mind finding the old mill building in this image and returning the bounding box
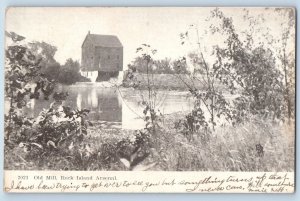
[80,31,123,82]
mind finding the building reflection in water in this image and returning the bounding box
[72,87,122,123]
[76,93,82,110]
[24,85,122,124]
[23,84,195,130]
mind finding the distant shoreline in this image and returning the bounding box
[71,72,227,92]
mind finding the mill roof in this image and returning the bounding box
[82,33,123,48]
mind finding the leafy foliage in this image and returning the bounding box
[5,8,295,172]
[5,32,92,170]
[18,96,91,157]
[58,58,90,84]
[133,44,162,134]
[178,30,232,130]
[129,56,188,74]
[5,32,56,140]
[210,9,287,122]
[176,8,293,133]
[175,105,209,142]
[28,41,90,84]
[116,130,152,170]
[119,44,165,168]
[27,40,61,81]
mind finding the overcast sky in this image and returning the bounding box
[6,7,294,69]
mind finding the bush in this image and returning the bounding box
[4,32,92,170]
[58,58,90,84]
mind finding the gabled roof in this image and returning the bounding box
[82,33,123,48]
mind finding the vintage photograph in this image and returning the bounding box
[4,7,295,174]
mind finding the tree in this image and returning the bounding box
[27,42,90,84]
[135,45,160,133]
[5,32,56,141]
[131,56,149,73]
[178,22,232,131]
[130,56,188,74]
[27,41,57,63]
[5,32,92,168]
[154,58,172,74]
[210,8,288,122]
[172,58,189,74]
[176,8,292,135]
[63,58,80,72]
[274,8,295,121]
[58,58,89,84]
[27,41,61,81]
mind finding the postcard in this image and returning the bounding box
[4,7,295,193]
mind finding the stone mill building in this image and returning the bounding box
[81,31,123,82]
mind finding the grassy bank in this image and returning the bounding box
[5,112,294,171]
[122,73,226,91]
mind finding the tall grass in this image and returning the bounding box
[5,114,294,171]
[159,113,294,171]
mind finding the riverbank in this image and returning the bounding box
[4,111,294,172]
[122,73,224,91]
[72,73,227,92]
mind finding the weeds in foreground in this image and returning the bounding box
[5,113,294,171]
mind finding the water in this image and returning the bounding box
[23,83,195,129]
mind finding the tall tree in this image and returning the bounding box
[209,8,287,122]
[5,32,55,141]
[274,8,295,121]
[27,41,61,81]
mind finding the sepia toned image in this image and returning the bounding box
[3,7,295,193]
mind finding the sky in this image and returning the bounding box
[5,7,295,69]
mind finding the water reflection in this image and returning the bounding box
[24,84,122,124]
[63,85,122,123]
[24,83,195,130]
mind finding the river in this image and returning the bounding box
[23,83,195,129]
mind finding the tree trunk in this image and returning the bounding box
[283,51,292,123]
